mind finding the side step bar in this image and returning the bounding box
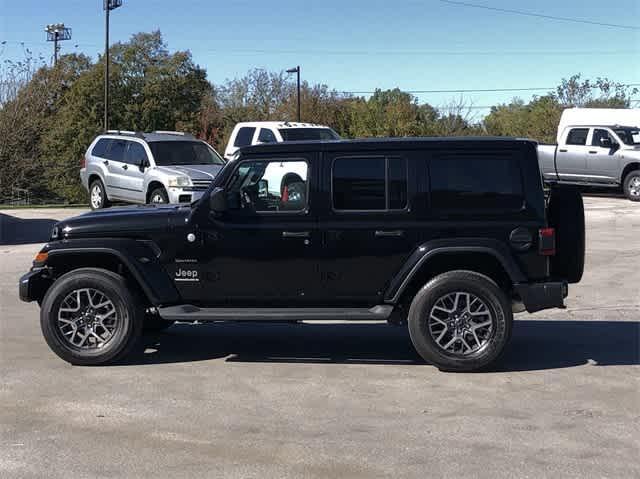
[157,305,394,322]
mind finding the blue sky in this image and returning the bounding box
[1,0,639,117]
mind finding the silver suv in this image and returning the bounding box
[80,130,226,210]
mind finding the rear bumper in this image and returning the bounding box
[515,281,568,313]
[19,269,50,303]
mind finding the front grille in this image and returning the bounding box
[191,179,212,190]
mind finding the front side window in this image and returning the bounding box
[332,157,408,211]
[430,153,524,211]
[258,128,277,143]
[149,141,225,166]
[279,128,340,141]
[226,159,309,213]
[592,129,614,147]
[234,127,256,147]
[125,142,148,165]
[566,128,589,146]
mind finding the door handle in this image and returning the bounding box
[559,149,568,153]
[375,230,405,238]
[588,151,598,154]
[122,164,128,170]
[103,160,109,165]
[282,231,310,238]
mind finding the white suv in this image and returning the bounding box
[223,121,340,160]
[80,131,226,209]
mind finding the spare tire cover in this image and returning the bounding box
[547,187,585,284]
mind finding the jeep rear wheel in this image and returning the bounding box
[40,268,143,365]
[408,271,512,372]
[623,170,640,202]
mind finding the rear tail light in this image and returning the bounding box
[80,155,86,169]
[539,227,556,256]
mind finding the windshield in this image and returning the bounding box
[278,128,340,141]
[149,141,225,166]
[613,128,640,146]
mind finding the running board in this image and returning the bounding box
[157,305,393,322]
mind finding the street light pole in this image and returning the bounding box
[286,66,301,122]
[103,0,123,131]
[45,23,71,67]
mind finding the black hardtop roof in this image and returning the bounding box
[239,136,537,156]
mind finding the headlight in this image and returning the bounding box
[167,176,191,187]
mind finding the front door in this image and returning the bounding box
[119,141,147,203]
[192,155,321,307]
[317,153,416,305]
[587,128,621,184]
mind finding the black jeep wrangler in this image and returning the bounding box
[19,137,585,371]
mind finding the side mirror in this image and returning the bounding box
[139,158,148,172]
[258,179,269,198]
[209,187,227,214]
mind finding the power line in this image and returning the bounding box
[438,0,640,31]
[341,83,640,95]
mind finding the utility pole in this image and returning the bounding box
[45,23,71,66]
[286,66,301,122]
[103,0,123,131]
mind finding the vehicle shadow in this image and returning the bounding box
[0,213,57,245]
[127,320,640,372]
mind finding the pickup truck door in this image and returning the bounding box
[586,128,621,184]
[556,128,590,182]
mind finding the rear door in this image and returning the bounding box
[556,128,590,182]
[317,152,416,305]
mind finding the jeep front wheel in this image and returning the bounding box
[40,268,143,365]
[407,271,512,372]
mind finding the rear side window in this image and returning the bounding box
[430,153,524,211]
[91,139,111,158]
[234,127,256,147]
[104,139,126,162]
[332,157,408,211]
[566,128,589,145]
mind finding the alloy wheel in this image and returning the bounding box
[91,185,103,209]
[427,291,494,356]
[57,288,120,350]
[629,177,640,198]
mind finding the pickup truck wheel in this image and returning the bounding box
[407,271,512,372]
[40,268,143,365]
[148,187,169,204]
[89,179,109,210]
[623,171,640,201]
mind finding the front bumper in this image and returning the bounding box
[515,281,568,313]
[166,187,206,204]
[19,269,50,303]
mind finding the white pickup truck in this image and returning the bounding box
[538,124,640,201]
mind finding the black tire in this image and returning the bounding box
[89,179,109,210]
[623,170,640,202]
[547,187,585,283]
[40,268,144,365]
[148,187,169,204]
[407,271,513,372]
[143,313,175,333]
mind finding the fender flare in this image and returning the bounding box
[384,238,526,303]
[44,238,180,306]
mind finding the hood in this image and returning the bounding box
[53,204,190,240]
[156,164,223,180]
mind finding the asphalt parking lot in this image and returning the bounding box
[1,197,638,479]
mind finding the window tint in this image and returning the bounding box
[592,129,613,147]
[226,159,308,213]
[105,139,126,162]
[566,128,589,146]
[125,142,148,165]
[234,127,256,147]
[258,128,277,143]
[332,157,408,211]
[430,153,524,211]
[149,141,225,166]
[91,138,111,158]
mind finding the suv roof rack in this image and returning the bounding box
[104,130,145,139]
[151,130,194,138]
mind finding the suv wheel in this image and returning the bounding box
[407,271,512,372]
[623,170,640,202]
[40,268,143,365]
[89,179,109,210]
[148,187,169,204]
